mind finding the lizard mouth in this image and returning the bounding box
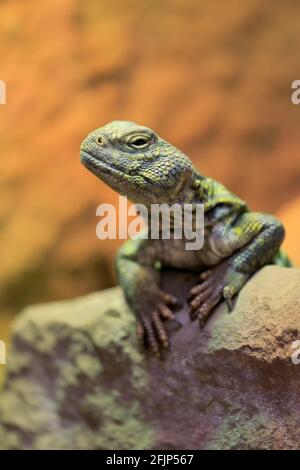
[80,151,124,179]
[80,150,167,198]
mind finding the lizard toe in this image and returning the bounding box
[199,270,213,281]
[152,311,169,349]
[189,288,214,319]
[158,303,175,321]
[197,291,222,328]
[188,280,210,300]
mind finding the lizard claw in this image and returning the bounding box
[188,268,222,324]
[224,296,233,312]
[136,290,178,356]
[188,261,249,328]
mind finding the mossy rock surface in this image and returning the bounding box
[0,267,300,449]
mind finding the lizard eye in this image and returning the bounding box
[128,135,151,149]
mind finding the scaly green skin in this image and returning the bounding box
[80,121,291,355]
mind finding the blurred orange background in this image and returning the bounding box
[0,0,300,366]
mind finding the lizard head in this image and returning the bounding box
[80,120,194,205]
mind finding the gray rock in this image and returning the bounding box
[0,266,299,449]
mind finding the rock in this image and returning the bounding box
[0,266,300,450]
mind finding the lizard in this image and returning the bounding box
[80,120,291,355]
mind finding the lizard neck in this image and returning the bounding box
[142,169,208,231]
[138,171,208,236]
[171,169,207,205]
[140,168,207,210]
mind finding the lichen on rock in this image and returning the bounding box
[0,288,153,450]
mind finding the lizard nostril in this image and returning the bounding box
[96,136,103,145]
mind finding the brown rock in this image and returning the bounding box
[0,266,299,449]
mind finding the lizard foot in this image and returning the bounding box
[188,259,249,328]
[136,290,178,357]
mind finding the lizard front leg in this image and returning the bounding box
[116,236,177,355]
[189,212,285,327]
